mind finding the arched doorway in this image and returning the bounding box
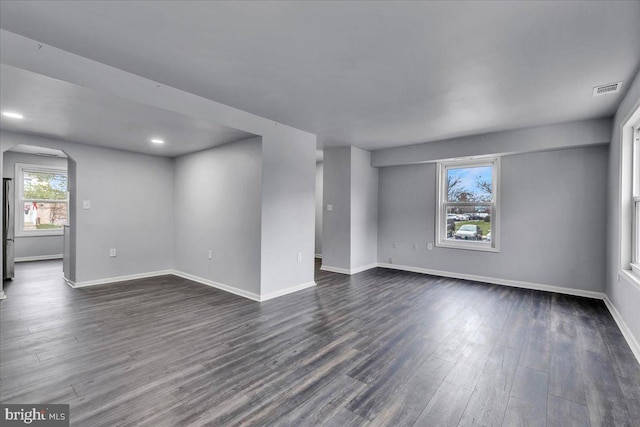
[1,143,76,296]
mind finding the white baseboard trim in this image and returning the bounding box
[172,271,315,302]
[603,296,640,364]
[64,268,315,302]
[376,263,606,300]
[351,263,378,274]
[170,270,261,302]
[15,254,63,262]
[66,270,173,288]
[315,254,322,259]
[260,281,317,302]
[320,265,351,274]
[320,263,377,275]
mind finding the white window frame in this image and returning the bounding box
[436,157,500,252]
[632,123,640,275]
[621,103,640,286]
[15,163,68,237]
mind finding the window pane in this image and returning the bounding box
[23,171,67,200]
[634,129,640,197]
[445,205,492,242]
[635,200,640,264]
[447,166,492,202]
[23,202,67,231]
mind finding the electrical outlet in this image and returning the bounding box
[208,250,212,260]
[109,248,117,257]
[82,200,91,210]
[412,243,418,250]
[327,204,333,211]
[388,257,393,264]
[297,252,302,262]
[393,242,398,249]
[427,243,433,250]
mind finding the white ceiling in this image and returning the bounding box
[0,1,639,152]
[0,65,255,157]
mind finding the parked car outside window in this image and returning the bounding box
[455,224,481,240]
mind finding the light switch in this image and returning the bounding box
[327,204,333,211]
[83,200,91,210]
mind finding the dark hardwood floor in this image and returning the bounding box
[1,259,639,426]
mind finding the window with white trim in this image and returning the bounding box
[632,124,640,274]
[16,163,68,236]
[436,157,499,251]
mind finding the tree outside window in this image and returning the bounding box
[437,158,499,251]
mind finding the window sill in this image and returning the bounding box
[16,231,64,238]
[621,268,640,290]
[626,264,640,286]
[436,241,499,253]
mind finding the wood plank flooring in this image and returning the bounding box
[1,259,639,426]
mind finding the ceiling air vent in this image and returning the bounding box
[592,82,623,97]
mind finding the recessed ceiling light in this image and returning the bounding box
[150,138,164,144]
[2,111,24,119]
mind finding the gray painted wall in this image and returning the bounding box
[322,147,352,270]
[378,145,608,292]
[322,147,379,272]
[260,134,316,295]
[350,147,378,270]
[173,137,262,295]
[315,162,323,256]
[1,131,175,284]
[607,68,640,346]
[372,118,611,167]
[3,151,67,259]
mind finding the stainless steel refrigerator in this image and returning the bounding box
[3,178,14,280]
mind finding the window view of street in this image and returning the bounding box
[446,207,492,241]
[444,164,493,243]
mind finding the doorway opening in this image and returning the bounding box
[2,144,76,288]
[315,160,323,279]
